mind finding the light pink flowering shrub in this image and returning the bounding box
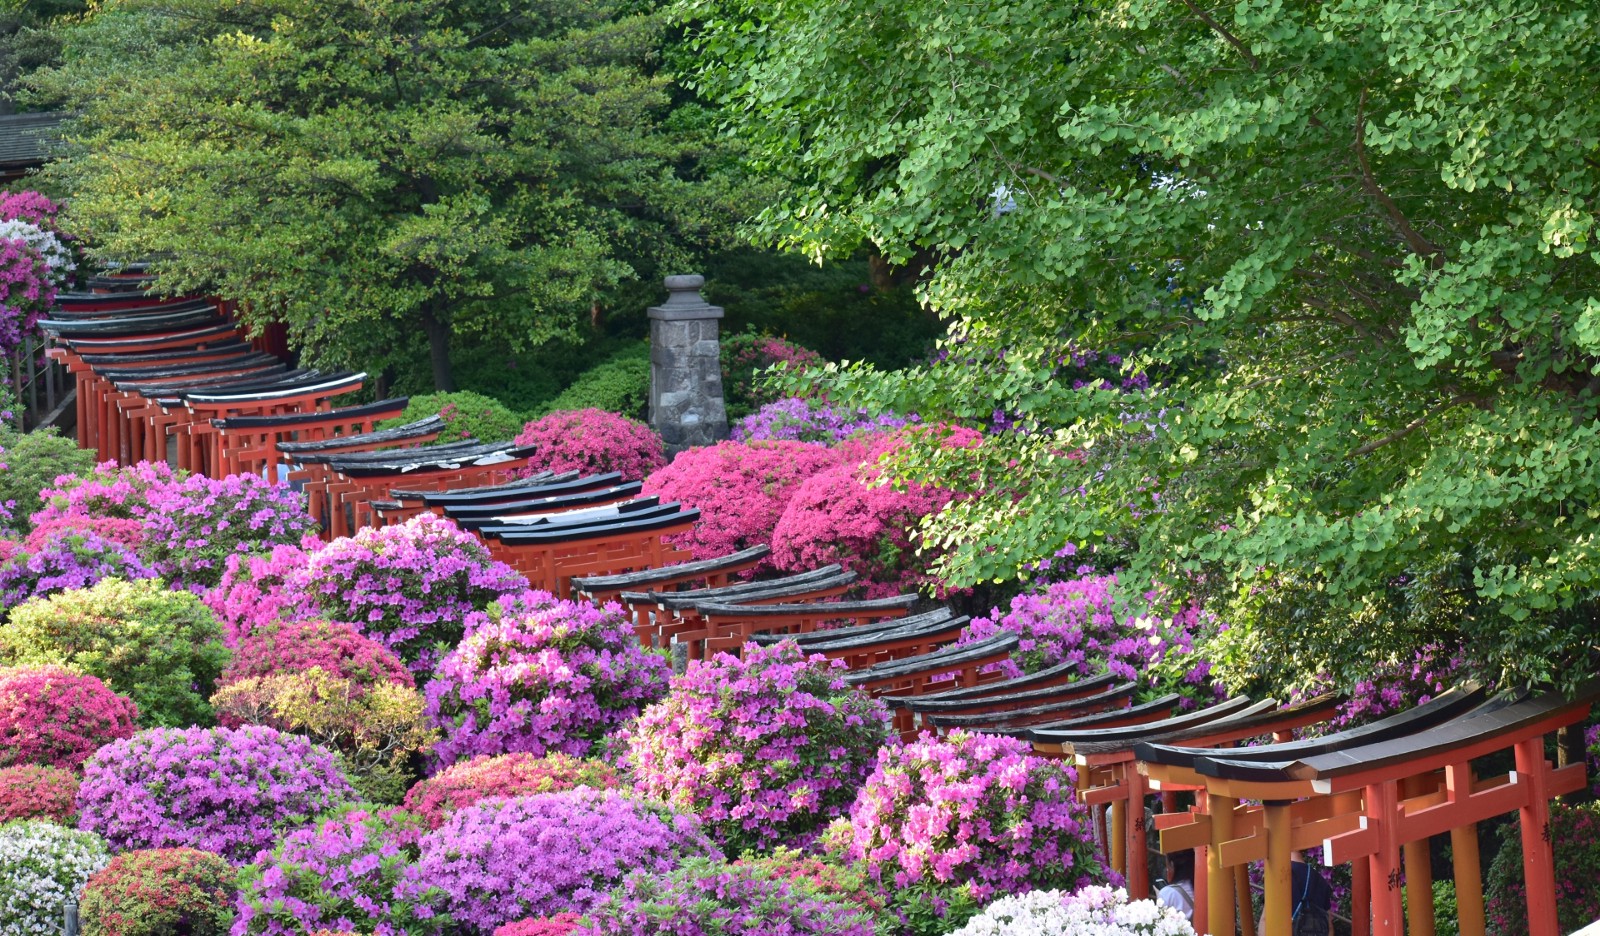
[0,763,80,823]
[641,440,841,571]
[34,461,179,526]
[424,593,670,769]
[844,730,1103,904]
[403,752,621,829]
[416,789,719,931]
[515,409,666,482]
[0,664,139,770]
[218,619,414,691]
[204,540,318,645]
[627,642,889,853]
[76,725,356,863]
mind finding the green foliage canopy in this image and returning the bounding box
[687,0,1600,690]
[30,0,748,388]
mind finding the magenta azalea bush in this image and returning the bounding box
[0,224,64,355]
[0,526,159,613]
[25,514,147,552]
[403,753,621,829]
[219,619,414,691]
[136,473,316,589]
[424,593,670,768]
[0,763,80,824]
[76,725,355,862]
[732,397,918,444]
[232,805,448,936]
[416,789,720,932]
[0,664,139,770]
[282,514,528,675]
[720,333,823,418]
[1291,641,1467,731]
[844,730,1103,903]
[0,190,63,227]
[494,918,583,936]
[627,643,889,853]
[959,575,1221,702]
[515,409,666,482]
[34,461,182,526]
[574,858,877,936]
[641,440,841,571]
[205,541,319,645]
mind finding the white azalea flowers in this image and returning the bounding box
[952,885,1198,936]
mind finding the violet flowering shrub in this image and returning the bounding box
[573,857,878,936]
[948,886,1196,936]
[641,440,841,572]
[0,764,80,824]
[403,752,621,829]
[958,575,1223,704]
[0,526,159,614]
[1282,641,1469,735]
[282,514,529,676]
[514,409,666,482]
[626,642,890,853]
[232,805,449,936]
[844,731,1103,916]
[137,473,316,589]
[416,789,720,932]
[425,594,670,769]
[1,578,230,727]
[218,619,414,691]
[732,397,918,444]
[770,427,984,598]
[0,821,111,936]
[0,665,139,770]
[80,848,237,936]
[76,725,355,863]
[0,220,71,356]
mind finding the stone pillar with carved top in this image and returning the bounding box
[648,274,728,456]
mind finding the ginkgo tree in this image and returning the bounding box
[29,0,749,389]
[687,0,1600,691]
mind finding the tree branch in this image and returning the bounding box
[1344,395,1471,459]
[1355,88,1446,269]
[1176,0,1258,70]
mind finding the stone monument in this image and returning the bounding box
[648,274,728,455]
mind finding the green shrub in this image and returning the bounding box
[1485,800,1600,935]
[0,428,96,532]
[0,578,230,728]
[539,342,650,421]
[80,848,237,936]
[378,391,525,446]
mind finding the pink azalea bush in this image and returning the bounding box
[641,440,841,571]
[34,461,181,526]
[424,593,670,769]
[0,190,64,227]
[403,752,621,829]
[416,789,720,931]
[0,222,67,354]
[844,730,1103,904]
[279,514,529,675]
[515,409,666,482]
[218,618,414,691]
[1485,800,1600,935]
[25,514,146,552]
[627,642,889,853]
[720,333,823,418]
[958,575,1222,700]
[573,858,877,936]
[232,805,448,936]
[0,763,80,823]
[76,725,355,862]
[205,541,320,644]
[0,664,139,770]
[494,917,584,936]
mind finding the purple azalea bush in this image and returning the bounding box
[76,725,356,863]
[283,514,529,675]
[627,642,889,853]
[844,730,1103,904]
[232,805,449,936]
[137,472,317,589]
[415,790,720,932]
[0,526,159,612]
[732,397,917,444]
[959,574,1221,703]
[425,592,670,769]
[574,858,877,936]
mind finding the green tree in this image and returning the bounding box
[29,0,748,388]
[687,0,1600,690]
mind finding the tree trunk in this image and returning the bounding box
[420,303,455,392]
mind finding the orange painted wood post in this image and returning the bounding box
[1125,771,1150,899]
[1513,737,1560,936]
[1402,776,1437,936]
[1110,799,1127,886]
[1263,801,1293,936]
[1352,856,1372,936]
[1206,794,1237,936]
[1369,780,1405,936]
[1446,763,1487,936]
[1236,868,1257,936]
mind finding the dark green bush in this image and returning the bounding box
[538,342,650,421]
[377,391,524,445]
[0,428,96,531]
